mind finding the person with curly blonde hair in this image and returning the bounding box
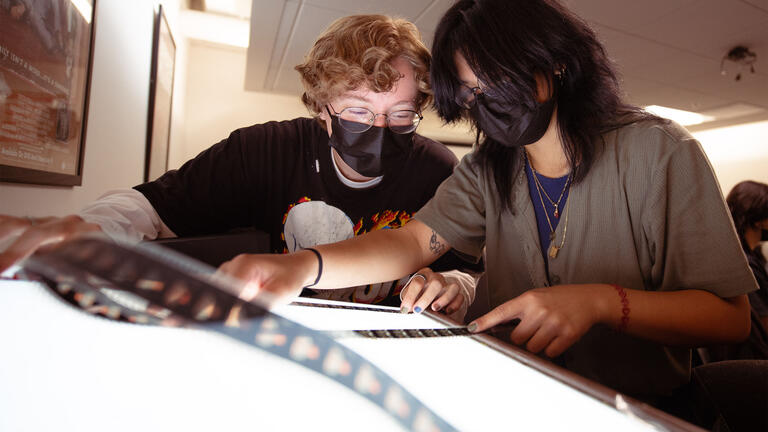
[0,15,478,319]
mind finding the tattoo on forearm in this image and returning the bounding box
[429,230,446,255]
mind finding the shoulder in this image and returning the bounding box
[231,117,323,145]
[604,118,709,176]
[610,118,698,157]
[410,134,459,174]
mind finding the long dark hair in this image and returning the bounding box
[431,0,659,210]
[727,180,768,254]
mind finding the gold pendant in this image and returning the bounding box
[548,244,559,259]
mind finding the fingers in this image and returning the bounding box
[217,252,311,305]
[218,257,262,301]
[544,336,573,358]
[400,268,456,314]
[430,283,459,312]
[217,254,252,281]
[442,290,465,316]
[413,280,453,314]
[0,215,100,273]
[400,269,429,313]
[0,215,30,240]
[469,300,521,333]
[522,319,558,354]
[468,291,584,358]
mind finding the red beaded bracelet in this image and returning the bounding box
[611,284,630,332]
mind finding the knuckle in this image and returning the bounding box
[561,325,578,340]
[547,314,563,328]
[499,300,515,315]
[62,215,81,227]
[545,346,559,358]
[527,341,542,354]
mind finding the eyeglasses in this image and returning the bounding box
[454,85,483,109]
[454,83,507,109]
[327,104,422,134]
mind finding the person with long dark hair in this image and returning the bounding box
[704,181,768,361]
[218,0,756,402]
[727,181,768,331]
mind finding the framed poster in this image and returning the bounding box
[144,3,175,182]
[0,0,96,186]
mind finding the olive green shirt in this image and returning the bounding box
[416,120,757,396]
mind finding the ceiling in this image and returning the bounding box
[209,0,768,132]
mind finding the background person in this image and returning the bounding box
[703,180,768,362]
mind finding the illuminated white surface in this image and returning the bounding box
[274,303,660,431]
[0,282,401,432]
[1,282,664,432]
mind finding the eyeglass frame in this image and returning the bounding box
[326,104,423,134]
[454,82,509,110]
[454,85,484,110]
[455,71,564,110]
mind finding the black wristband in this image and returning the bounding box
[302,248,323,289]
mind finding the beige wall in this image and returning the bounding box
[2,19,765,219]
[179,41,767,196]
[180,41,308,165]
[179,40,476,165]
[1,0,158,217]
[693,121,768,195]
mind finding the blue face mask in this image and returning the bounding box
[470,92,556,147]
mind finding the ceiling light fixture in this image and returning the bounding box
[720,45,757,81]
[645,105,715,126]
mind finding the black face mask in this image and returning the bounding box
[327,113,413,178]
[470,93,556,147]
[761,229,768,242]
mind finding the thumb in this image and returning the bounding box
[468,301,520,333]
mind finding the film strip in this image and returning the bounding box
[340,327,473,338]
[21,236,458,432]
[285,302,520,339]
[289,300,402,313]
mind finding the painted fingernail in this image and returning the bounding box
[414,306,422,314]
[467,322,478,333]
[400,306,409,314]
[432,303,442,311]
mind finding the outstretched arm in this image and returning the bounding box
[219,219,452,302]
[470,283,751,358]
[0,190,173,273]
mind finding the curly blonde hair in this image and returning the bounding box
[295,15,432,116]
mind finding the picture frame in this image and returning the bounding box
[0,0,97,186]
[144,3,176,183]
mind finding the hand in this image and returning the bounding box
[218,250,318,304]
[0,215,32,241]
[469,284,611,357]
[400,267,465,316]
[0,215,101,273]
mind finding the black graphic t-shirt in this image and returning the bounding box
[135,118,465,306]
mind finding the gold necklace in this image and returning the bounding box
[529,164,571,218]
[526,153,571,259]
